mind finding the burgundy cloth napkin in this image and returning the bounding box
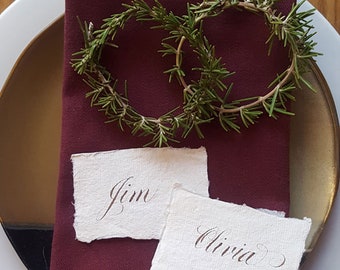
[51,0,294,269]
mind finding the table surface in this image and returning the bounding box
[309,0,340,33]
[0,0,340,33]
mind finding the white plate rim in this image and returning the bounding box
[0,0,64,92]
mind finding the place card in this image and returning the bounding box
[151,189,311,270]
[72,147,209,243]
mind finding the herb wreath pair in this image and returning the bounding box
[72,0,319,147]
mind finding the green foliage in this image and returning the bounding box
[71,0,319,146]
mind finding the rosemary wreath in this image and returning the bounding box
[72,0,319,147]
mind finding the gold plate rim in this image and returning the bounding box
[300,63,340,255]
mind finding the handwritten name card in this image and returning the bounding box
[151,189,311,270]
[72,147,209,243]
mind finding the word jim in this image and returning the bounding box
[98,176,157,219]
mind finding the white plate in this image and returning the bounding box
[0,0,339,269]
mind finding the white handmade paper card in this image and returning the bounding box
[151,189,311,270]
[72,147,209,243]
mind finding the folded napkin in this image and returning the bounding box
[51,0,294,269]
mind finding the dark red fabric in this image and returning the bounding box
[51,1,294,269]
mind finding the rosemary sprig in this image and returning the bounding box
[72,0,319,146]
[72,2,190,147]
[165,0,320,132]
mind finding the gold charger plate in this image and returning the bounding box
[0,16,338,267]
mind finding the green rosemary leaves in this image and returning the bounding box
[72,0,319,146]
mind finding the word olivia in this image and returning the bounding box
[194,226,286,268]
[98,176,157,219]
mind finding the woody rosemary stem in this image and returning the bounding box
[218,53,296,114]
[174,1,297,116]
[175,33,296,115]
[176,36,193,95]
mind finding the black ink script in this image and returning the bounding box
[98,176,157,220]
[194,226,286,268]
